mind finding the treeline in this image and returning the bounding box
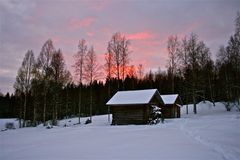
[0,12,239,126]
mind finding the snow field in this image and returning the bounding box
[0,101,240,160]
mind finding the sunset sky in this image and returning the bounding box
[0,0,239,94]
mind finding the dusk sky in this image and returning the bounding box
[0,0,239,94]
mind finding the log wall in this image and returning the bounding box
[111,105,150,125]
[161,104,181,118]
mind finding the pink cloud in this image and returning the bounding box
[70,17,95,30]
[127,33,169,71]
[87,31,94,37]
[126,31,155,40]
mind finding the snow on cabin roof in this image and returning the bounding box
[106,89,160,105]
[160,94,179,105]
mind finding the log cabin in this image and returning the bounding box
[160,94,181,118]
[106,89,163,125]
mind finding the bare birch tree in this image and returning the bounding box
[104,48,114,97]
[120,35,130,89]
[105,48,114,123]
[108,32,130,89]
[108,33,121,89]
[14,50,35,127]
[105,47,114,81]
[37,39,55,125]
[137,64,144,80]
[178,34,211,114]
[84,46,100,122]
[167,35,180,93]
[73,39,87,124]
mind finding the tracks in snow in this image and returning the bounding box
[179,117,240,160]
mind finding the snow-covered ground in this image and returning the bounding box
[1,101,240,160]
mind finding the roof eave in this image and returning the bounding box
[106,103,149,106]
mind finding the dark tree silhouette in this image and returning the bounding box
[50,49,71,125]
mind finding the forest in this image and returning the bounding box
[0,12,239,127]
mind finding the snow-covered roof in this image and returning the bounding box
[106,89,160,105]
[161,94,179,105]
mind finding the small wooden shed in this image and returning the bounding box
[106,89,163,125]
[160,94,181,118]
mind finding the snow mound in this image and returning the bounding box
[197,101,226,113]
[181,101,226,115]
[0,118,19,131]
